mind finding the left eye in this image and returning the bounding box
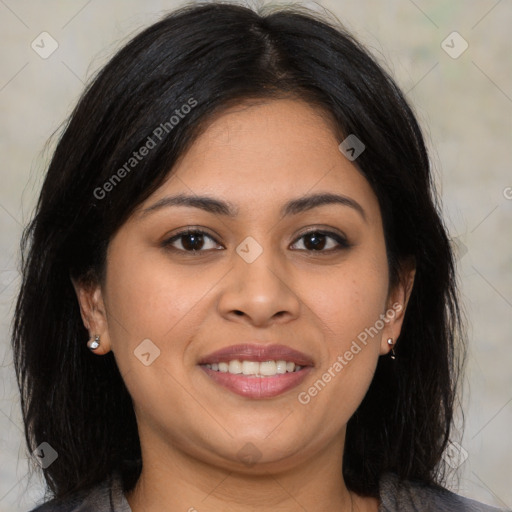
[290,230,349,252]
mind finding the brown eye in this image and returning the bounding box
[162,230,222,253]
[291,230,350,252]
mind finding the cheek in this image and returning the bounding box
[294,247,388,424]
[104,239,214,342]
[102,242,214,437]
[307,275,386,338]
[102,236,218,385]
[305,253,389,346]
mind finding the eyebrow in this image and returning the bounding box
[140,192,367,222]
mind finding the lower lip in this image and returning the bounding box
[199,365,312,399]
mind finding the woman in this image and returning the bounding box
[12,2,509,511]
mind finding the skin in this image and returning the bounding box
[74,98,415,512]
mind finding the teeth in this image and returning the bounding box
[259,361,276,376]
[276,360,287,374]
[204,359,303,376]
[242,361,259,375]
[228,360,243,374]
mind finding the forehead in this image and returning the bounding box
[141,98,379,220]
[178,98,340,178]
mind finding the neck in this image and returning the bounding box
[125,428,378,512]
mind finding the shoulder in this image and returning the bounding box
[27,473,131,512]
[378,472,510,512]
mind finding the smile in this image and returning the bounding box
[199,360,312,399]
[198,343,314,398]
[203,359,303,376]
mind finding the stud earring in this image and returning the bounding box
[387,338,396,360]
[87,334,100,351]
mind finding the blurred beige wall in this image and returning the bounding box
[1,0,510,510]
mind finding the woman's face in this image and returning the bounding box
[78,98,412,473]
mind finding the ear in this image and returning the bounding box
[379,258,416,356]
[71,274,112,355]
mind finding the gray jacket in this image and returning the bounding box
[29,471,510,511]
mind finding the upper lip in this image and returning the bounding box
[198,344,314,366]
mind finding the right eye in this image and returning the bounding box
[162,229,224,253]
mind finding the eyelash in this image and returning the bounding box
[161,228,351,254]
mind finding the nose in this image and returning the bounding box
[217,247,301,327]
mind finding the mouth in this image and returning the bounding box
[198,343,314,399]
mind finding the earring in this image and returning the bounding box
[387,338,396,360]
[87,334,100,351]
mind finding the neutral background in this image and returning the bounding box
[0,0,511,510]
